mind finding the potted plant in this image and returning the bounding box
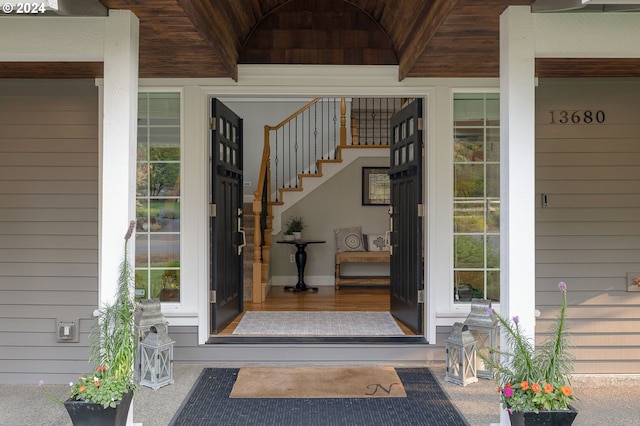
[40,221,138,425]
[479,281,578,426]
[285,216,305,240]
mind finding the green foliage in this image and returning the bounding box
[79,222,137,407]
[479,282,576,413]
[286,216,305,233]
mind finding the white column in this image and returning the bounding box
[499,6,536,425]
[99,9,139,306]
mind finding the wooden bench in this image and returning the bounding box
[334,251,390,289]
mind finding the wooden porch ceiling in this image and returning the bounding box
[1,0,640,80]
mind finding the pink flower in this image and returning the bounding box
[558,281,567,292]
[503,387,514,398]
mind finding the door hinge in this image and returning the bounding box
[209,204,217,217]
[210,290,216,303]
[418,289,425,303]
[210,117,216,131]
[417,117,424,131]
[417,203,425,217]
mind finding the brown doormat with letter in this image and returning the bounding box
[230,366,406,398]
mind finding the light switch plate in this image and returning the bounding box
[56,318,79,343]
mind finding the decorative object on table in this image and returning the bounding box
[362,167,390,205]
[139,323,175,390]
[464,299,499,379]
[479,281,577,425]
[285,215,305,240]
[444,322,478,387]
[39,221,138,426]
[334,226,365,252]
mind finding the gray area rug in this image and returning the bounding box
[232,311,405,336]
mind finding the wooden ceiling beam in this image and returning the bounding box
[396,0,458,81]
[178,0,241,81]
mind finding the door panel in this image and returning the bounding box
[210,99,243,334]
[389,99,423,334]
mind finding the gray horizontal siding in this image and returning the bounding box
[535,78,640,374]
[0,79,99,384]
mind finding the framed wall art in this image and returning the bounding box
[362,167,390,205]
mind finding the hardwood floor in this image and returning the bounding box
[218,286,416,335]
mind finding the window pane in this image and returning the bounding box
[486,163,500,198]
[454,164,484,197]
[134,270,149,300]
[454,235,484,268]
[486,128,500,162]
[149,164,180,197]
[486,94,500,126]
[453,94,485,126]
[149,233,180,264]
[136,164,149,197]
[487,271,500,301]
[454,128,484,162]
[454,200,485,233]
[135,239,149,267]
[487,200,500,232]
[454,270,484,303]
[487,235,500,268]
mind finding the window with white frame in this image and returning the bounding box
[453,93,500,303]
[135,92,181,302]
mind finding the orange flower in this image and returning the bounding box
[561,386,573,397]
[79,385,87,392]
[531,383,541,393]
[96,366,107,371]
[544,383,554,394]
[497,386,502,393]
[520,381,530,391]
[94,380,100,387]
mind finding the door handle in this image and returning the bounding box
[238,229,246,255]
[387,206,394,255]
[237,207,246,255]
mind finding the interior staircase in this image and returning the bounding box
[249,97,405,303]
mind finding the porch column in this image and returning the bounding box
[499,6,535,425]
[99,10,139,306]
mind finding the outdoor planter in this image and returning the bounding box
[509,405,578,426]
[64,391,133,426]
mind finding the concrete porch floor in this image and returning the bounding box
[1,363,638,425]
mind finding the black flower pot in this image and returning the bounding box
[509,406,577,426]
[64,391,133,426]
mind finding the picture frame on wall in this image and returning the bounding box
[362,167,390,205]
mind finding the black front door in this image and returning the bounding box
[389,99,424,334]
[210,99,244,334]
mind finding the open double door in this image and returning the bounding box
[208,98,424,335]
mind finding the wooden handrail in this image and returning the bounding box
[265,98,321,132]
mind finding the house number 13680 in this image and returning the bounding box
[549,110,605,124]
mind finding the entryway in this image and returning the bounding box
[209,97,425,340]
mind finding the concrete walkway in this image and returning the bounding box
[1,363,638,425]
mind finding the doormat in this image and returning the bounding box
[230,366,406,398]
[170,368,469,426]
[232,311,405,336]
